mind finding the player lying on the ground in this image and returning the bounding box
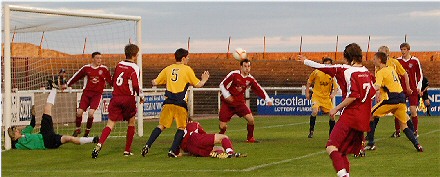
[179,118,246,159]
[8,89,98,150]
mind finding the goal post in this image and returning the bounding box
[2,5,142,150]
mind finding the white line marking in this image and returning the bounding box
[3,127,439,174]
[241,150,326,172]
[237,129,440,172]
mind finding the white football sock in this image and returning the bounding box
[79,137,94,145]
[225,148,234,154]
[337,169,348,177]
[46,89,57,105]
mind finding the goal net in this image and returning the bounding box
[2,5,143,150]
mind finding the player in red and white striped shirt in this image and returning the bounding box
[180,118,245,158]
[218,59,273,143]
[394,43,424,137]
[300,43,376,177]
[92,44,144,158]
[67,52,112,137]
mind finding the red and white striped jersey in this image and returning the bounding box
[396,56,423,92]
[341,66,376,132]
[219,70,271,104]
[304,59,375,131]
[181,121,206,152]
[112,60,141,96]
[67,64,111,94]
[304,60,352,98]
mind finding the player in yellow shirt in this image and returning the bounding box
[377,46,413,138]
[365,52,422,152]
[141,48,210,158]
[305,57,339,138]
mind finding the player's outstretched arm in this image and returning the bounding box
[330,97,356,117]
[194,71,210,88]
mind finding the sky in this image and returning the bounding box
[2,1,440,54]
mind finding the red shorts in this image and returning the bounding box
[79,91,102,111]
[326,121,364,155]
[108,95,136,121]
[407,93,419,106]
[187,133,215,157]
[219,101,251,122]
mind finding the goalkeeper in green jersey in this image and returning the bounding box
[7,89,98,150]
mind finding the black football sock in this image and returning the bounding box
[367,120,378,146]
[426,105,431,115]
[146,127,162,147]
[407,120,415,132]
[403,128,419,148]
[170,129,185,153]
[309,115,316,131]
[329,120,335,135]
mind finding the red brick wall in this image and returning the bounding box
[140,52,439,87]
[5,43,438,88]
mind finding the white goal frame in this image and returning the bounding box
[2,5,142,150]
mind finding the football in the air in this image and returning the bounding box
[232,48,247,61]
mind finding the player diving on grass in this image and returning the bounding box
[8,89,98,150]
[179,117,247,158]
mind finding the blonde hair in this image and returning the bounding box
[8,126,17,141]
[378,46,390,56]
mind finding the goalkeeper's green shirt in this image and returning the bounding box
[15,125,46,150]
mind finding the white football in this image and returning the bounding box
[232,48,247,61]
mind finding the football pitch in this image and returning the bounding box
[2,115,439,177]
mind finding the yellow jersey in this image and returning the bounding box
[155,64,201,108]
[375,66,403,101]
[308,69,338,98]
[386,58,406,76]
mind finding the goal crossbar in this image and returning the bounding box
[8,5,141,21]
[2,4,142,150]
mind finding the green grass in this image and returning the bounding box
[2,116,440,177]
